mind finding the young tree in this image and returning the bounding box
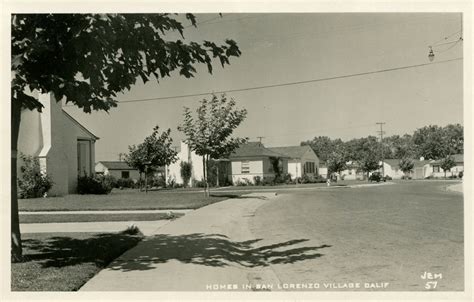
[358,155,381,180]
[11,13,241,261]
[178,94,247,196]
[180,161,193,188]
[326,151,347,180]
[440,156,456,178]
[126,127,178,191]
[399,157,415,178]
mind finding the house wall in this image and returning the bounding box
[287,161,302,179]
[230,157,282,184]
[319,167,328,178]
[166,142,205,186]
[107,169,141,180]
[426,163,464,178]
[18,92,97,196]
[382,162,405,179]
[340,167,361,180]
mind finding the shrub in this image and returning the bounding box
[77,174,115,194]
[236,178,253,186]
[401,175,412,180]
[301,174,313,184]
[459,171,463,179]
[193,179,207,188]
[17,153,53,198]
[115,178,135,189]
[384,175,392,181]
[180,161,193,188]
[262,177,275,186]
[314,175,327,183]
[121,224,143,236]
[152,175,167,188]
[253,176,262,186]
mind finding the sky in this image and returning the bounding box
[63,13,464,162]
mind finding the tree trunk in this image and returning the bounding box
[202,156,209,197]
[216,163,220,187]
[205,156,209,197]
[11,101,23,262]
[138,172,142,191]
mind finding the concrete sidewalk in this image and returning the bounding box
[80,192,281,291]
[21,220,172,236]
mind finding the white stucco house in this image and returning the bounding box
[423,154,464,178]
[380,159,406,179]
[165,141,204,186]
[228,142,290,184]
[95,161,140,180]
[18,92,98,196]
[268,145,320,180]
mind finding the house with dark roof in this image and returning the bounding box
[382,154,464,179]
[18,92,99,195]
[228,142,289,184]
[426,154,464,178]
[268,145,320,179]
[95,161,140,180]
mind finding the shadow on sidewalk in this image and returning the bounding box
[108,233,331,272]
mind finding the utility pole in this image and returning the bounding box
[257,136,264,145]
[376,122,386,176]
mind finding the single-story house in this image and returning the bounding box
[426,154,464,178]
[95,161,140,180]
[380,159,406,179]
[268,145,320,179]
[165,141,204,186]
[338,161,364,180]
[228,142,289,184]
[18,92,98,195]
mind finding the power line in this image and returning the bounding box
[109,57,462,105]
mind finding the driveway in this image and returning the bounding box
[80,181,463,291]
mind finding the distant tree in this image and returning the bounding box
[399,157,415,177]
[11,13,241,261]
[443,124,463,155]
[385,134,416,159]
[126,127,178,191]
[357,154,380,180]
[439,156,456,178]
[412,125,449,160]
[326,151,347,179]
[301,136,344,162]
[180,161,193,188]
[178,94,248,196]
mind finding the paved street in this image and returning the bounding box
[80,181,463,291]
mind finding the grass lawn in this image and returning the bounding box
[19,190,242,212]
[19,212,184,224]
[11,232,143,291]
[212,180,369,191]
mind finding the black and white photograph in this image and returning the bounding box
[2,0,472,300]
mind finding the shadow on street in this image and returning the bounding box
[108,233,331,271]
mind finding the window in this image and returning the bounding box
[433,165,440,173]
[241,161,250,174]
[121,171,130,179]
[304,162,315,174]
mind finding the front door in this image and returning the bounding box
[77,140,91,176]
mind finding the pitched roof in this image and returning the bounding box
[230,142,289,159]
[431,154,464,165]
[62,110,99,140]
[268,145,315,159]
[98,161,136,170]
[383,159,400,168]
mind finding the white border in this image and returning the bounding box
[1,1,472,301]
